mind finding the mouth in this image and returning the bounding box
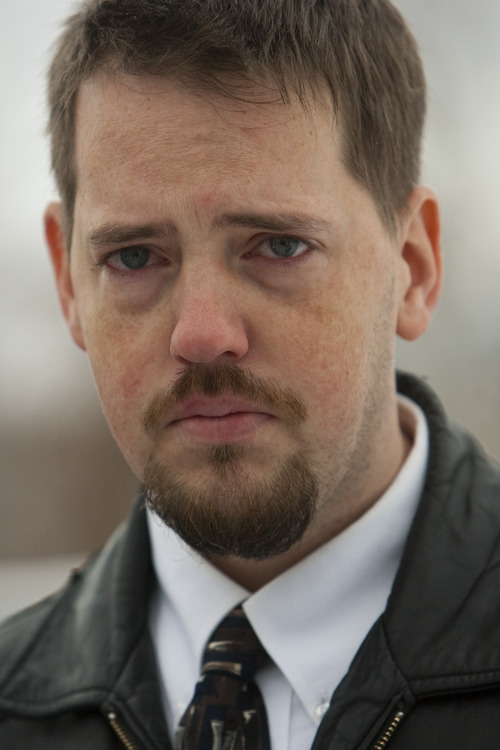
[166,397,274,442]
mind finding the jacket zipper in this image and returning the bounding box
[370,707,405,750]
[107,711,141,750]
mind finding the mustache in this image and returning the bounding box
[143,363,307,435]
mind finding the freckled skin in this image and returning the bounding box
[46,74,441,583]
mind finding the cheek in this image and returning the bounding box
[89,333,145,427]
[78,306,164,467]
[275,288,384,429]
[277,286,363,373]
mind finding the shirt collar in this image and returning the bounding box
[147,394,428,724]
[147,513,248,667]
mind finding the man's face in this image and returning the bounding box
[48,75,422,560]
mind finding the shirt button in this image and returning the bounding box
[315,701,330,721]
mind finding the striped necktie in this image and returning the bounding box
[176,605,271,750]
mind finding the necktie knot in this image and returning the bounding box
[202,606,269,682]
[177,605,271,750]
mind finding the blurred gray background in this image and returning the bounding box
[0,0,499,611]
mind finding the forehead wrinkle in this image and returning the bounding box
[80,123,250,207]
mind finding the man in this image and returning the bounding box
[0,0,498,748]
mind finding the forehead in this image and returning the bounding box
[75,74,340,185]
[71,73,379,240]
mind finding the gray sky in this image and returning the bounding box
[1,0,499,458]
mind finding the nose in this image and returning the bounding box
[169,268,250,365]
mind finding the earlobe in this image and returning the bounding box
[44,202,87,351]
[396,187,442,341]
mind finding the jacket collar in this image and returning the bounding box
[0,499,170,748]
[314,373,500,749]
[387,373,500,695]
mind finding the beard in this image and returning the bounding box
[142,363,319,560]
[144,448,318,559]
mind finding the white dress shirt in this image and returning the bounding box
[147,395,428,750]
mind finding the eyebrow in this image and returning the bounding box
[87,221,177,248]
[213,212,331,234]
[87,212,331,248]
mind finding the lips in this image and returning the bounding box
[167,397,269,423]
[166,397,274,442]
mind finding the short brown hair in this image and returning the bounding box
[47,0,426,238]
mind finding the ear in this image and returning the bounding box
[396,186,442,341]
[44,202,86,351]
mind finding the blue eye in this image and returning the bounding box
[119,247,151,269]
[268,237,302,258]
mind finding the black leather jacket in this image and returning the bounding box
[0,373,499,750]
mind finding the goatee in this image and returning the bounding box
[142,363,319,559]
